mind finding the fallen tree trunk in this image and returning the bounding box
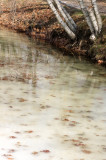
[91,0,102,33]
[47,0,76,39]
[54,0,76,33]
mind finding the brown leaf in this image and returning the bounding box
[71,139,80,143]
[2,76,8,80]
[9,136,16,139]
[18,98,27,102]
[3,154,12,157]
[98,60,103,64]
[63,119,69,121]
[82,150,92,154]
[65,110,73,113]
[8,149,15,153]
[32,152,38,155]
[0,63,5,67]
[25,131,33,133]
[40,150,50,153]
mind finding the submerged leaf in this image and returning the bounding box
[40,150,50,153]
[18,98,27,102]
[82,150,92,154]
[32,151,38,155]
[9,136,16,139]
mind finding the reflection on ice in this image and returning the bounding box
[0,29,106,160]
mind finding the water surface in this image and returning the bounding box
[0,29,106,160]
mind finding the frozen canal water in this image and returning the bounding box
[0,29,106,160]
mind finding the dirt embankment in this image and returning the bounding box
[0,0,106,65]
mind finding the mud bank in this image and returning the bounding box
[0,1,106,65]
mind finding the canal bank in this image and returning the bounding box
[0,0,106,65]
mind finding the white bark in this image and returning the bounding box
[88,7,99,35]
[47,0,76,39]
[77,0,95,34]
[91,0,102,33]
[59,2,77,29]
[54,0,76,33]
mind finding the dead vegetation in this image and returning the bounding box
[0,0,106,65]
